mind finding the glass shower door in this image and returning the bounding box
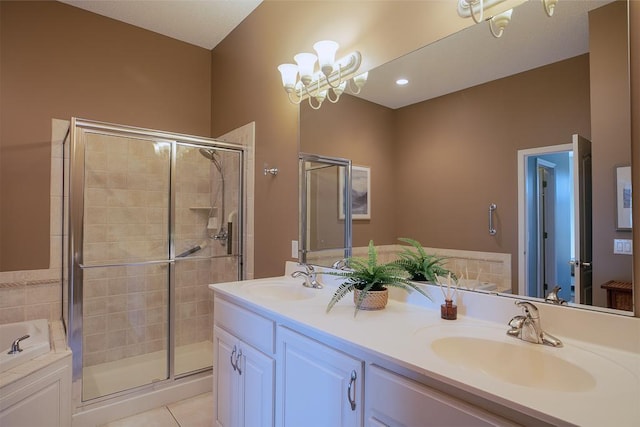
[173,144,243,376]
[80,132,171,400]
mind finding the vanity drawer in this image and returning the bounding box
[214,297,275,354]
[366,365,517,427]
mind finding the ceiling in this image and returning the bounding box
[59,0,263,50]
[356,0,612,109]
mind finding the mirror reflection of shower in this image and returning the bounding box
[199,148,228,246]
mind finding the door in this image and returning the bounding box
[239,341,275,426]
[572,134,593,304]
[535,161,557,299]
[214,326,241,427]
[278,327,362,427]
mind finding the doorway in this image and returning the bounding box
[518,136,592,304]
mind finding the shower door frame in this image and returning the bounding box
[67,118,245,410]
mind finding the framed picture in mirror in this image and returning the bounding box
[616,165,632,231]
[339,165,371,220]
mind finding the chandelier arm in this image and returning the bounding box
[326,89,340,103]
[469,0,484,24]
[348,79,362,94]
[543,0,554,17]
[489,19,504,38]
[301,81,318,100]
[323,65,344,89]
[307,96,322,110]
[286,90,304,105]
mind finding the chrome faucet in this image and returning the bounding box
[544,286,568,305]
[507,301,562,347]
[291,264,323,289]
[8,335,30,355]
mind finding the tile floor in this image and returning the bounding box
[101,392,213,427]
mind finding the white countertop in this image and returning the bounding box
[210,270,640,427]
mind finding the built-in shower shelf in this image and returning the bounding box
[189,207,214,211]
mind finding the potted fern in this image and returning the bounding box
[325,240,431,316]
[394,237,453,283]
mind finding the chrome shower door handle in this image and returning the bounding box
[347,370,357,411]
[488,203,497,235]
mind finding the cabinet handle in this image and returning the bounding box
[230,345,238,372]
[236,349,243,375]
[347,370,357,411]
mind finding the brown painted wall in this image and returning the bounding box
[589,1,633,306]
[395,56,591,291]
[300,95,397,247]
[0,1,211,271]
[210,5,299,278]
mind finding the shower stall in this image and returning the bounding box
[64,118,245,410]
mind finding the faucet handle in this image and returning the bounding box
[544,286,568,305]
[515,300,539,317]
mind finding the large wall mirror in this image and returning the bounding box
[300,0,633,315]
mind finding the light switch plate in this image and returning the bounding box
[613,239,633,255]
[291,240,299,259]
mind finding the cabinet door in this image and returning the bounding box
[366,365,517,427]
[278,327,363,427]
[239,343,275,427]
[214,326,241,427]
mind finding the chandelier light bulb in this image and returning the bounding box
[294,52,317,86]
[277,64,299,91]
[314,40,339,77]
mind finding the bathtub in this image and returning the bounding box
[0,319,50,373]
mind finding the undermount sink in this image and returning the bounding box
[430,336,596,392]
[245,283,317,301]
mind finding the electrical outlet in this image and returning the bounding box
[291,240,299,259]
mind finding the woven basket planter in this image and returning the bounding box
[353,288,388,311]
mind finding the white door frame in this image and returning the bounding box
[517,144,572,297]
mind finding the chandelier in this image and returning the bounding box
[457,0,558,38]
[278,40,368,110]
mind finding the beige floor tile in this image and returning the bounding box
[100,407,179,427]
[167,392,213,427]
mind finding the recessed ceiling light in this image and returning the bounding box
[396,78,409,86]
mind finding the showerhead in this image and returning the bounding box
[199,148,217,161]
[199,147,223,173]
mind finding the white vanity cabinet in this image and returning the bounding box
[277,326,363,427]
[213,298,276,427]
[365,365,517,427]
